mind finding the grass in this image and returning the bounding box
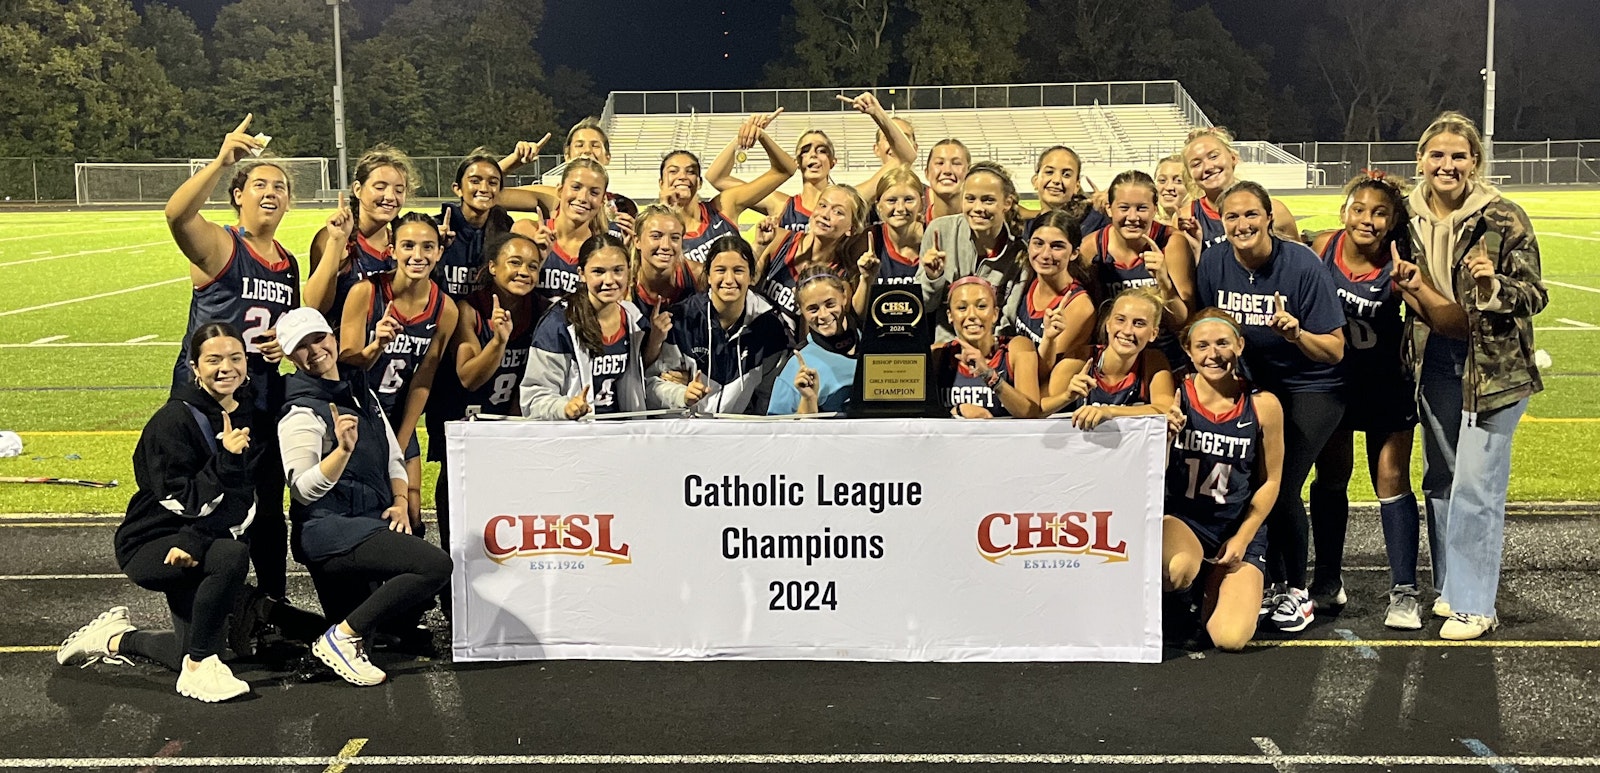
[0,192,1597,512]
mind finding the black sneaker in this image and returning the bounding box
[1311,583,1348,611]
[227,585,269,658]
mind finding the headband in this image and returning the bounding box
[949,275,997,298]
[1189,314,1244,339]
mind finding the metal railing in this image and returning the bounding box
[1276,140,1600,186]
[604,80,1216,122]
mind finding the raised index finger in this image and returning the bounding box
[442,207,451,229]
[234,114,253,134]
[222,411,233,432]
[795,351,809,370]
[1274,292,1286,314]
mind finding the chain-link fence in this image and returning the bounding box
[1277,141,1600,187]
[0,158,76,202]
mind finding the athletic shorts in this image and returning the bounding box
[1338,373,1418,434]
[1173,513,1267,573]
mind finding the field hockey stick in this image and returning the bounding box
[0,476,119,488]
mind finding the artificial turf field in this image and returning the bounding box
[1,190,1596,512]
[2,193,1600,769]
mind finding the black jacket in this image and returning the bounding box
[114,380,260,568]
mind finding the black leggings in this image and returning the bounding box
[1265,390,1346,590]
[119,537,250,671]
[249,411,288,600]
[307,529,452,637]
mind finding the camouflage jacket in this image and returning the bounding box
[1405,196,1547,414]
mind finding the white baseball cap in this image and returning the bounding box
[275,307,334,356]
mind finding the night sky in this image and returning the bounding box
[144,0,1598,99]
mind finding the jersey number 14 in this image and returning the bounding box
[1184,458,1232,505]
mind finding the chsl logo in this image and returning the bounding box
[977,511,1128,563]
[483,514,632,565]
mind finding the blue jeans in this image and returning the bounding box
[1418,337,1527,618]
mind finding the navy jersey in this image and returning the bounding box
[1085,346,1150,406]
[173,226,300,412]
[938,339,1015,417]
[755,231,807,318]
[463,289,539,417]
[435,201,514,299]
[1165,376,1260,528]
[1010,277,1087,345]
[635,261,696,309]
[1319,232,1406,382]
[1195,237,1345,393]
[1023,200,1108,240]
[365,277,445,421]
[778,194,812,234]
[1092,223,1171,297]
[869,223,921,287]
[538,230,582,301]
[681,203,742,264]
[328,231,395,335]
[590,322,633,415]
[1190,197,1227,252]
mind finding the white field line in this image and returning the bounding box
[2,752,1600,767]
[0,278,188,317]
[28,335,66,344]
[0,341,178,348]
[0,240,169,267]
[1547,280,1600,294]
[124,334,158,343]
[1557,318,1598,329]
[0,226,166,244]
[1544,233,1600,242]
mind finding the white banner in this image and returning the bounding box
[446,417,1166,663]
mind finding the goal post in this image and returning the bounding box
[74,158,331,206]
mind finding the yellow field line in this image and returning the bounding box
[1247,639,1600,648]
[322,739,369,773]
[1524,416,1600,424]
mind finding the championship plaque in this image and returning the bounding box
[849,286,935,417]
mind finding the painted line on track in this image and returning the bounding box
[0,278,189,317]
[322,739,368,773]
[135,740,185,773]
[1463,739,1521,773]
[1251,737,1295,773]
[1332,629,1378,660]
[2,751,1600,767]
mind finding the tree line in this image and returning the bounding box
[1,0,1594,168]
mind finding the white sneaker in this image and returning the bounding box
[57,606,136,667]
[175,655,250,703]
[312,626,386,686]
[1384,585,1424,630]
[1440,612,1499,641]
[1433,598,1453,619]
[1270,587,1315,632]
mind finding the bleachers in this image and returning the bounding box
[592,83,1309,200]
